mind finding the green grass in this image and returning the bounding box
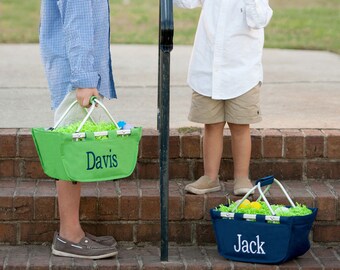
[0,0,41,43]
[0,0,339,53]
[265,0,340,53]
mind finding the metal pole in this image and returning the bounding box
[159,51,170,261]
[158,0,173,262]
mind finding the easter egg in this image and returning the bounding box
[238,199,251,209]
[250,201,262,210]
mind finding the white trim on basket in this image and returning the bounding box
[72,129,132,139]
[220,212,281,222]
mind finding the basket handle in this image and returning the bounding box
[232,176,296,216]
[52,96,119,131]
[255,175,274,187]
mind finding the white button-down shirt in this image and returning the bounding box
[174,0,273,99]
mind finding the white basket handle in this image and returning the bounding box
[52,96,119,131]
[232,176,296,216]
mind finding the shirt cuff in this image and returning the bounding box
[71,72,100,89]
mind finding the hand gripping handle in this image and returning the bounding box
[52,96,119,132]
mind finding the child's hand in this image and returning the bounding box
[76,88,99,108]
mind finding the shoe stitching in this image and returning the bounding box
[57,237,66,244]
[70,244,83,249]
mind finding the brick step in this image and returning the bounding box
[2,128,340,181]
[0,244,339,269]
[0,179,339,245]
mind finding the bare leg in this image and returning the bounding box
[228,123,251,179]
[184,122,224,194]
[203,122,226,180]
[56,181,84,243]
[228,123,253,194]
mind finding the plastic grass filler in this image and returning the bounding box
[32,97,142,182]
[210,176,318,265]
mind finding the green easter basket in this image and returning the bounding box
[32,97,142,182]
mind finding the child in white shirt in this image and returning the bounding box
[174,0,273,195]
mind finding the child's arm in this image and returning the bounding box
[173,0,204,9]
[244,0,273,29]
[56,0,100,96]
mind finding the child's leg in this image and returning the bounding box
[228,123,251,179]
[184,122,224,194]
[185,91,225,194]
[203,122,226,180]
[53,180,118,259]
[225,83,261,195]
[228,122,253,195]
[56,181,84,243]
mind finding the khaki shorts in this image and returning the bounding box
[188,84,262,125]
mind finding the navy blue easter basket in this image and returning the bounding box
[210,176,318,265]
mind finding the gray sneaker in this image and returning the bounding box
[85,232,117,247]
[52,233,118,259]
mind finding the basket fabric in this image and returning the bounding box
[32,127,142,182]
[210,207,318,264]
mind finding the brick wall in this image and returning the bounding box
[0,128,339,245]
[2,128,340,181]
[0,178,339,245]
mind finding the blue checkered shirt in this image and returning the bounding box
[39,0,116,109]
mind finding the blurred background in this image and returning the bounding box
[0,0,339,53]
[0,0,339,129]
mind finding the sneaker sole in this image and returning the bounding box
[52,247,118,260]
[185,185,221,195]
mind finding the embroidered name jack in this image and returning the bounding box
[233,234,266,255]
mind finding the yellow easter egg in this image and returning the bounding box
[250,201,262,210]
[238,199,251,209]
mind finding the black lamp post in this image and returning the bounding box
[157,0,174,262]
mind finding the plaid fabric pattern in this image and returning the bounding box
[39,0,116,109]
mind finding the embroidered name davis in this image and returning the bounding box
[86,149,118,170]
[233,234,266,255]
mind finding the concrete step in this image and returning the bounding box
[0,178,339,245]
[0,244,340,269]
